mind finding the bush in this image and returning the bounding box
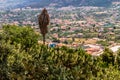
[2,25,39,49]
[0,25,120,80]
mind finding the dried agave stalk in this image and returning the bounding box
[38,8,50,44]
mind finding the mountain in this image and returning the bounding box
[0,0,120,10]
[25,0,112,8]
[18,0,120,8]
[0,0,26,10]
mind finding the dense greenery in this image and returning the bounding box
[0,25,120,80]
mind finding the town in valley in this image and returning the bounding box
[1,2,120,56]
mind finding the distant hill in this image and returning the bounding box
[1,0,120,10]
[19,0,120,8]
[0,0,26,10]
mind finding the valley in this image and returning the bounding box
[1,2,120,55]
[1,1,120,79]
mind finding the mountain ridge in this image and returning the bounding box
[19,0,120,8]
[1,0,120,10]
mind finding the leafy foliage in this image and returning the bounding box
[0,25,120,80]
[2,25,39,49]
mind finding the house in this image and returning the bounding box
[110,45,120,53]
[75,33,83,38]
[83,44,103,56]
[85,48,100,55]
[61,26,67,30]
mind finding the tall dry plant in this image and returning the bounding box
[38,8,50,44]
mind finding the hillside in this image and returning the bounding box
[1,0,120,10]
[0,0,26,10]
[26,0,113,7]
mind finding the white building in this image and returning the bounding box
[110,45,120,53]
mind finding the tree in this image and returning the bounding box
[38,8,50,44]
[101,48,115,67]
[2,25,39,50]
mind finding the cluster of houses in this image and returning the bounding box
[48,41,120,56]
[1,7,120,56]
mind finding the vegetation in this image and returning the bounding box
[97,40,109,47]
[0,25,120,79]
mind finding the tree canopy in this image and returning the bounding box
[0,25,120,79]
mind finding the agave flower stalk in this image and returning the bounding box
[38,8,50,44]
